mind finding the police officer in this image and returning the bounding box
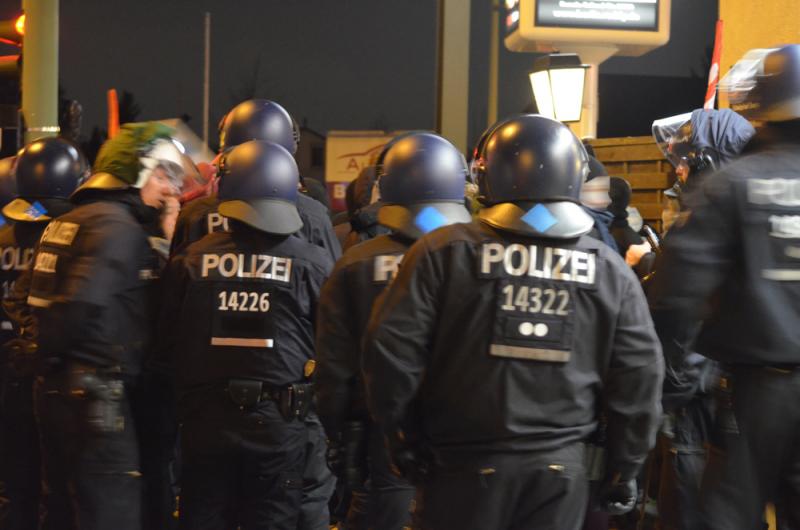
[0,139,85,530]
[27,123,184,530]
[220,99,341,529]
[0,155,20,343]
[646,107,756,530]
[362,114,664,530]
[172,102,339,529]
[340,165,390,252]
[157,140,333,528]
[649,44,800,528]
[0,154,15,524]
[316,132,471,529]
[341,132,446,253]
[172,99,341,262]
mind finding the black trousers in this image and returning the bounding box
[345,422,415,530]
[177,391,307,530]
[36,372,142,530]
[0,374,41,530]
[132,373,179,530]
[298,412,336,530]
[658,395,714,530]
[701,366,800,529]
[415,444,588,530]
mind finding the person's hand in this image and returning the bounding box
[386,430,438,485]
[3,338,37,377]
[597,477,637,515]
[160,196,180,241]
[625,241,652,266]
[325,438,344,475]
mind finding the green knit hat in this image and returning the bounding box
[73,121,181,197]
[94,122,175,184]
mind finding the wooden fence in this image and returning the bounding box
[588,136,676,232]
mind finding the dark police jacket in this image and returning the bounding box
[315,233,410,436]
[0,200,75,346]
[650,135,800,366]
[363,220,663,480]
[0,220,47,344]
[342,202,391,253]
[171,193,341,261]
[27,191,163,375]
[158,224,333,395]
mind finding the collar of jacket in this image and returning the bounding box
[72,188,160,226]
[350,201,382,232]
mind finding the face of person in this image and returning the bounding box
[676,160,690,184]
[140,166,180,209]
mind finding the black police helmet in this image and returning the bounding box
[4,138,87,222]
[0,157,17,208]
[217,140,302,235]
[476,114,593,238]
[219,100,297,154]
[373,131,429,179]
[470,118,510,183]
[377,132,471,239]
[724,44,800,123]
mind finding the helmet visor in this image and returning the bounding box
[651,112,693,168]
[156,160,186,191]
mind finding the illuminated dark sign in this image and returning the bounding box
[536,0,659,31]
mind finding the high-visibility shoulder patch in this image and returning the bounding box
[40,221,80,246]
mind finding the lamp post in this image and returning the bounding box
[529,53,589,123]
[22,0,60,142]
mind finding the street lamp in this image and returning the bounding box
[529,53,589,123]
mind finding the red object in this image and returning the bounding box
[180,162,218,205]
[107,89,119,138]
[704,20,724,110]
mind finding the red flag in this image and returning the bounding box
[107,89,120,138]
[704,20,724,110]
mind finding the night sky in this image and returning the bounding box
[0,0,717,146]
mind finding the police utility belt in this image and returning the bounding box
[226,378,313,421]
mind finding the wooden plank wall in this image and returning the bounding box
[588,136,676,232]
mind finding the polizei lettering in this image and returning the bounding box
[201,253,292,283]
[480,243,596,285]
[373,254,403,282]
[0,246,34,271]
[748,179,800,206]
[207,212,230,234]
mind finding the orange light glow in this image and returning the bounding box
[15,14,24,36]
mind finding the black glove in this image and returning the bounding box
[325,438,344,475]
[597,476,637,515]
[326,421,368,488]
[3,338,38,377]
[386,430,438,485]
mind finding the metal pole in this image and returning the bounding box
[434,0,444,133]
[202,12,211,145]
[21,0,60,142]
[437,0,471,152]
[488,0,499,127]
